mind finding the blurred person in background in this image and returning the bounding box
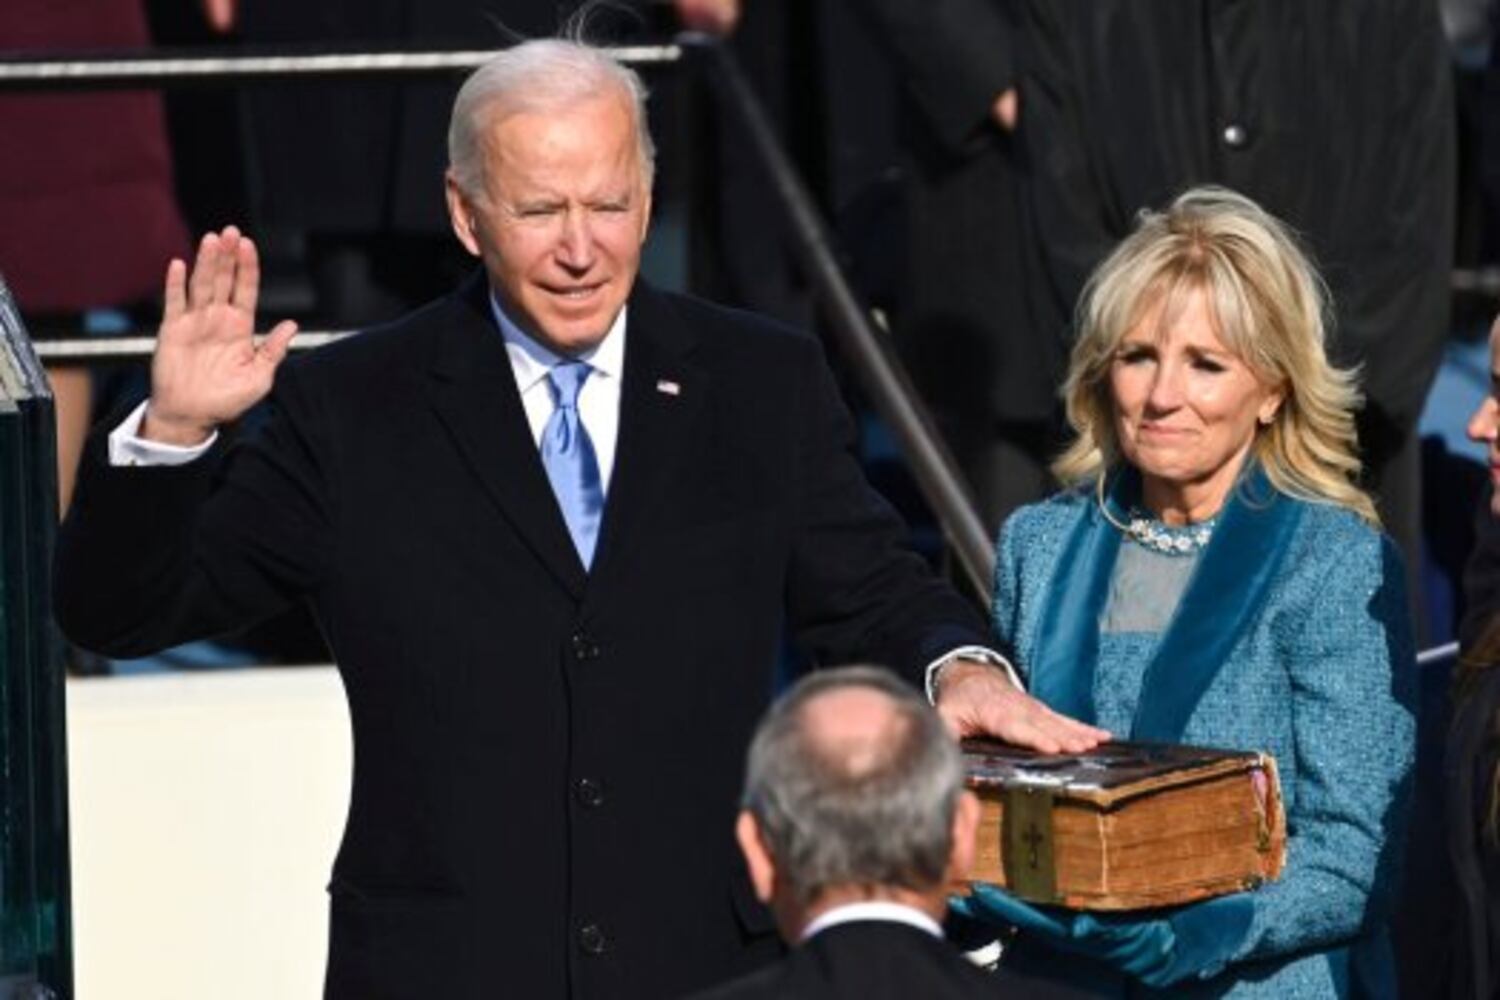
[1448,311,1500,999]
[847,0,1060,538]
[703,0,1055,542]
[0,0,190,515]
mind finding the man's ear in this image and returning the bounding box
[735,810,776,905]
[946,790,981,884]
[445,172,482,258]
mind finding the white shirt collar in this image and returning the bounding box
[488,291,627,390]
[799,901,944,943]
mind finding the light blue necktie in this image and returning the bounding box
[540,360,604,568]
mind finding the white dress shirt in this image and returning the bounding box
[490,292,624,493]
[109,402,216,467]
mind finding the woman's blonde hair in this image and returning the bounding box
[1052,186,1377,524]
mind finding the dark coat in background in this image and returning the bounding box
[1463,489,1500,650]
[687,921,997,1000]
[238,1,560,236]
[53,275,992,999]
[848,0,1063,531]
[1446,652,1500,1000]
[1015,0,1454,570]
[237,1,670,238]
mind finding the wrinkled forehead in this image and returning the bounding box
[478,92,644,180]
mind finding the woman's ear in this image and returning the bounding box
[1258,385,1286,426]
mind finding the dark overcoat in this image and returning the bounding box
[1017,0,1454,445]
[54,275,990,999]
[850,0,1062,429]
[687,921,997,1000]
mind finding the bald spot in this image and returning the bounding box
[797,687,912,779]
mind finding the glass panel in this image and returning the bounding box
[0,277,72,999]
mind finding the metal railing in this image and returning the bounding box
[0,45,680,90]
[1418,640,1459,667]
[1453,266,1500,297]
[33,331,348,364]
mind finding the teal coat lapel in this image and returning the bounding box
[1030,467,1304,742]
[1028,478,1128,723]
[1131,469,1302,742]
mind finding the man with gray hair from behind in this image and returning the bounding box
[689,666,994,999]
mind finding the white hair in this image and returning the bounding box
[447,38,656,199]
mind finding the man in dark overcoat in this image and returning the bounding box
[53,37,1101,1000]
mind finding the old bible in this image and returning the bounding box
[962,739,1285,911]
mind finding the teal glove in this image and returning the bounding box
[950,884,1254,987]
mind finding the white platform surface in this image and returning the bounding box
[67,666,350,999]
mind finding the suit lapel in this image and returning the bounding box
[426,275,587,599]
[585,284,704,601]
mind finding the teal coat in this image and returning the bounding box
[993,482,1417,997]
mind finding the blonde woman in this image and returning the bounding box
[955,188,1416,997]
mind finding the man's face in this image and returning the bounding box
[1467,317,1500,517]
[447,92,651,355]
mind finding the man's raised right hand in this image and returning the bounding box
[141,226,298,446]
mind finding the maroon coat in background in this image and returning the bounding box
[0,0,187,314]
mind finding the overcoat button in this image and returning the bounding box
[575,778,605,807]
[578,922,607,955]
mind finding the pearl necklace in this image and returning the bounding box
[1123,509,1216,555]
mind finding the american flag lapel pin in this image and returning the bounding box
[655,379,681,397]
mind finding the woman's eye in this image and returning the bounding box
[1117,348,1153,365]
[1192,358,1227,373]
